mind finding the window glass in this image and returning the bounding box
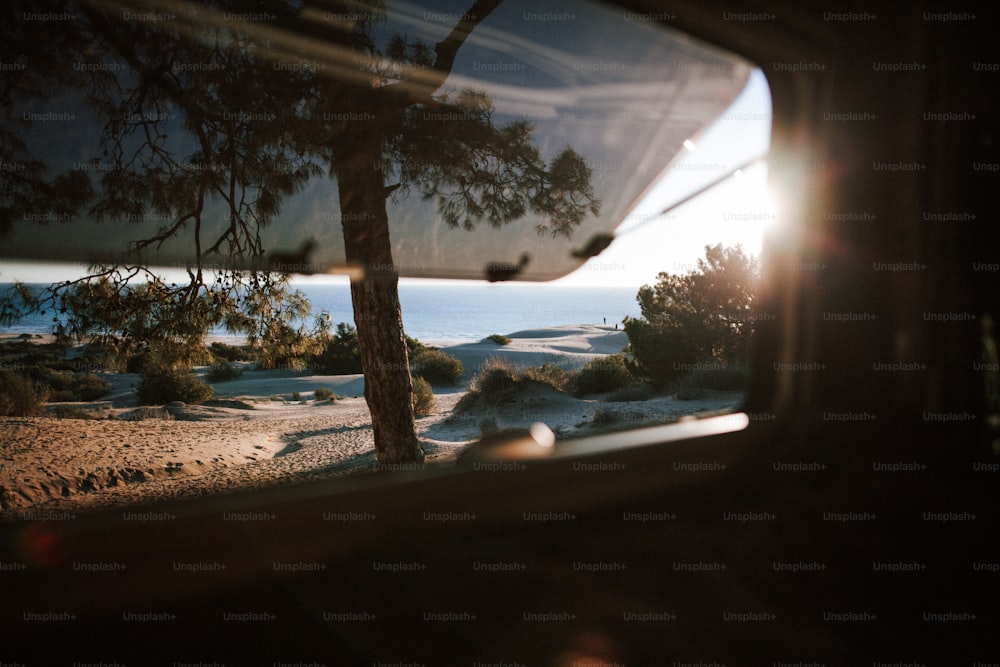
[0,1,770,514]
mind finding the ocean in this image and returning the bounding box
[0,282,641,344]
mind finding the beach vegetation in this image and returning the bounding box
[469,356,582,396]
[72,374,111,402]
[119,406,174,421]
[571,354,634,396]
[485,334,512,345]
[521,362,573,393]
[314,322,363,375]
[206,362,243,383]
[40,370,110,402]
[411,376,435,416]
[244,290,324,372]
[210,342,256,363]
[0,370,49,417]
[458,356,576,414]
[469,356,520,395]
[49,405,101,420]
[0,343,111,405]
[624,244,759,389]
[410,349,464,386]
[125,351,149,374]
[406,336,428,356]
[136,366,213,406]
[0,340,70,370]
[47,388,77,403]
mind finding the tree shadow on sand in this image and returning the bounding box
[274,423,374,458]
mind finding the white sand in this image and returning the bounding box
[0,325,742,515]
[439,324,630,379]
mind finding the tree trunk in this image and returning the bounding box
[336,140,423,465]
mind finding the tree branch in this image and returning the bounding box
[382,0,502,102]
[431,0,503,86]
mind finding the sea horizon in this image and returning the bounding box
[0,282,642,345]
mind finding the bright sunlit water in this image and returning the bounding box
[0,283,641,345]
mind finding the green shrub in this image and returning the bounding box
[406,335,426,355]
[72,373,110,401]
[410,349,464,386]
[44,371,76,393]
[469,356,519,395]
[624,245,758,387]
[137,367,213,405]
[0,371,48,416]
[314,386,335,401]
[258,335,321,371]
[28,368,109,402]
[466,357,578,398]
[209,341,256,362]
[315,322,363,374]
[49,389,78,402]
[119,406,174,421]
[50,406,99,420]
[126,344,214,374]
[411,376,435,415]
[521,362,572,393]
[206,361,243,383]
[125,350,149,374]
[572,354,634,396]
[459,357,571,414]
[485,334,512,345]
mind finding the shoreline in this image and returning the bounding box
[0,282,642,346]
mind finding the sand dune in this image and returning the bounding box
[440,324,629,378]
[0,395,472,514]
[208,367,367,401]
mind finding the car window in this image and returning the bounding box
[0,0,770,515]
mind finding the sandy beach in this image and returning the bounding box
[1,325,743,516]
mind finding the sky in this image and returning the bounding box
[552,68,772,286]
